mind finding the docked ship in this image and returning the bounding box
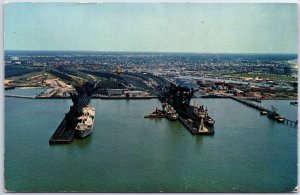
[160,83,215,135]
[162,102,178,121]
[191,103,215,127]
[75,105,96,138]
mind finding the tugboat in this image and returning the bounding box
[260,110,267,115]
[144,108,165,118]
[277,117,285,123]
[75,105,95,138]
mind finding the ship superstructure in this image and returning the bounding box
[75,105,96,138]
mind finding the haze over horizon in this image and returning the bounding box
[4,3,298,54]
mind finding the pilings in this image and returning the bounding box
[285,119,298,126]
[229,96,297,126]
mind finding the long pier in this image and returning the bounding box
[228,96,297,126]
[229,96,271,112]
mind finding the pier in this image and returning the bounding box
[229,96,270,112]
[160,83,215,135]
[4,86,15,90]
[285,119,298,126]
[49,82,95,144]
[228,96,297,126]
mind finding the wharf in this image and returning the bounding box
[92,95,157,99]
[200,94,228,98]
[229,96,270,112]
[228,96,297,126]
[159,83,215,135]
[4,86,15,90]
[49,83,94,144]
[49,118,75,144]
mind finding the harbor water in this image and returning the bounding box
[5,92,297,192]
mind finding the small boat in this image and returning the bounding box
[290,102,297,106]
[293,186,298,192]
[144,109,165,118]
[277,117,285,123]
[260,110,267,115]
[163,103,178,121]
[144,113,165,118]
[166,111,178,121]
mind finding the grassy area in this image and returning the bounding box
[206,71,297,81]
[235,73,297,81]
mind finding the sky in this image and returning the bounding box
[4,3,298,54]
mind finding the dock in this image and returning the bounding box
[160,83,215,135]
[49,82,94,144]
[48,118,74,144]
[229,96,269,112]
[4,86,15,90]
[229,96,297,126]
[91,95,157,99]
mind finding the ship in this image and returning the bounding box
[162,102,178,121]
[191,103,215,127]
[144,109,165,118]
[75,105,95,138]
[160,84,215,135]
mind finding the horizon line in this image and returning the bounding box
[4,49,298,55]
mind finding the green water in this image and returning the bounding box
[5,96,297,192]
[5,88,45,96]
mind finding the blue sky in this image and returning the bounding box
[4,3,298,53]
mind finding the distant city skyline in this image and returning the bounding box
[4,3,298,54]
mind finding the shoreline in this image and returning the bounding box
[19,86,43,89]
[5,95,298,101]
[5,86,298,101]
